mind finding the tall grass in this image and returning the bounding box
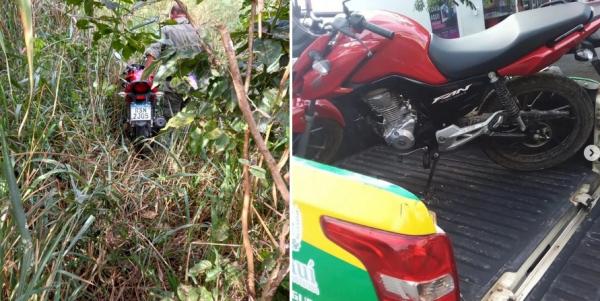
[0,0,288,300]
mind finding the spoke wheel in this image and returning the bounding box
[481,73,593,171]
[293,119,343,163]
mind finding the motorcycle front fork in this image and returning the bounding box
[297,99,317,157]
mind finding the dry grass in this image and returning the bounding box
[0,0,289,300]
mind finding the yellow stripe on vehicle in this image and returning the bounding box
[292,156,437,270]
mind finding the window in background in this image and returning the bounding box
[429,0,459,38]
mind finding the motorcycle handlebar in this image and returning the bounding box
[348,14,395,40]
[362,20,395,39]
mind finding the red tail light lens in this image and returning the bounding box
[130,81,151,94]
[321,216,459,301]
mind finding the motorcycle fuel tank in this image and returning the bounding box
[349,11,448,86]
[296,11,448,101]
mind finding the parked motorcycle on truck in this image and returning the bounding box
[292,0,600,174]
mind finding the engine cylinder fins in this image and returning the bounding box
[363,89,417,150]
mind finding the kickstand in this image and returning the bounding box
[424,152,440,198]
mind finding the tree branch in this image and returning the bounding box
[260,221,289,300]
[244,1,257,93]
[217,25,289,204]
[241,128,256,298]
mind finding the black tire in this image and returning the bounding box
[293,119,343,163]
[132,125,151,142]
[481,73,593,171]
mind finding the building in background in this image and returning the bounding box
[305,0,595,39]
[429,0,459,38]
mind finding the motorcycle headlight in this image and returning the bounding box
[312,59,331,76]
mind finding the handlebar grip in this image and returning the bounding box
[363,21,395,39]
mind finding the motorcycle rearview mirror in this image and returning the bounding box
[342,0,352,18]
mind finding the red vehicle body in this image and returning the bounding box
[293,98,345,133]
[123,65,159,102]
[293,10,600,123]
[119,64,166,142]
[292,2,600,169]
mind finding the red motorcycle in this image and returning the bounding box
[119,64,167,142]
[293,0,600,172]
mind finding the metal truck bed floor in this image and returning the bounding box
[526,202,600,301]
[336,145,594,301]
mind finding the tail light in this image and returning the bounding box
[130,81,152,94]
[321,216,459,301]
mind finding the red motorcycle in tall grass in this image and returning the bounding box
[119,64,167,142]
[293,1,600,173]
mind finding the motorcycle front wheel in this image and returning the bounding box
[292,119,343,163]
[480,73,593,171]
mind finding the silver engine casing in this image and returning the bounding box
[363,89,417,150]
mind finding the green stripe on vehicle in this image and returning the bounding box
[291,156,419,201]
[292,241,378,301]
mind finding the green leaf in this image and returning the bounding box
[84,0,94,16]
[253,39,283,73]
[111,38,124,51]
[161,19,178,26]
[211,222,229,242]
[75,19,92,29]
[122,44,134,60]
[177,285,201,301]
[249,166,266,180]
[205,265,222,282]
[0,122,33,297]
[205,128,223,140]
[141,58,161,80]
[213,134,230,153]
[165,109,196,129]
[189,260,212,276]
[198,287,213,301]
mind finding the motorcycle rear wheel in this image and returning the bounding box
[131,125,151,141]
[480,73,593,171]
[293,119,343,163]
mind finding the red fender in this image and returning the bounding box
[292,98,345,133]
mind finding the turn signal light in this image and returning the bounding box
[321,216,459,301]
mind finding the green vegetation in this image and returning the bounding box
[0,0,289,300]
[414,0,477,11]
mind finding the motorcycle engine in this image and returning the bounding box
[363,89,417,150]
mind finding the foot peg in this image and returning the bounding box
[436,111,503,152]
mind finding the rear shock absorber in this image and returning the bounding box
[488,72,526,131]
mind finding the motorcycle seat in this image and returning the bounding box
[429,2,593,80]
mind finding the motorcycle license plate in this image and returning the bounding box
[130,102,152,121]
